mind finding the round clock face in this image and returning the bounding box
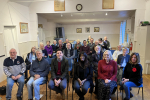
[76,4,82,11]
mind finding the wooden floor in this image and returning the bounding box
[0,74,150,100]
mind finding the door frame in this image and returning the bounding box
[3,25,20,56]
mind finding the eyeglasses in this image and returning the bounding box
[104,54,109,56]
[10,52,16,54]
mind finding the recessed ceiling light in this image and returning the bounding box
[93,13,95,16]
[71,14,73,17]
[61,14,63,17]
[105,13,108,16]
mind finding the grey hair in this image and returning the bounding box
[95,45,101,49]
[53,40,56,42]
[36,49,42,53]
[122,47,129,54]
[103,50,113,60]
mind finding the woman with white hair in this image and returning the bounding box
[74,39,81,52]
[39,42,48,57]
[98,50,117,100]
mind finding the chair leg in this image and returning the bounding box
[50,89,51,99]
[117,86,118,100]
[46,83,47,100]
[122,89,123,100]
[90,94,92,100]
[138,87,140,94]
[67,84,68,100]
[72,88,73,100]
[142,87,144,100]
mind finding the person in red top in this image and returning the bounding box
[98,50,117,100]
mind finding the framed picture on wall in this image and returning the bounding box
[20,22,28,33]
[94,27,100,32]
[85,27,90,33]
[76,28,82,33]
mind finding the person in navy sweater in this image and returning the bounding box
[27,49,49,100]
[121,53,143,100]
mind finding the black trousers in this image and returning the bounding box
[98,79,117,100]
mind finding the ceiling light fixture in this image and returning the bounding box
[61,14,63,17]
[105,13,108,16]
[71,14,73,17]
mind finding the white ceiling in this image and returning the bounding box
[38,10,135,24]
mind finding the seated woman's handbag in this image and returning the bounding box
[0,85,6,95]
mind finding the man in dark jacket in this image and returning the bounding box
[91,45,103,95]
[117,47,130,82]
[48,49,69,100]
[27,49,49,100]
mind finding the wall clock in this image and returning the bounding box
[76,4,83,11]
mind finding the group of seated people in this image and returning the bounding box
[3,36,143,100]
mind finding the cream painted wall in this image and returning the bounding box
[61,23,119,47]
[0,0,31,43]
[145,0,150,22]
[38,16,56,45]
[28,0,146,52]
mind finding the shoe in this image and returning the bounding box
[56,91,59,94]
[130,92,133,98]
[124,98,129,100]
[61,89,66,100]
[17,97,22,100]
[79,96,84,100]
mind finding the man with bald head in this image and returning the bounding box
[63,39,72,49]
[3,48,26,100]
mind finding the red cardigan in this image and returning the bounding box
[98,59,117,82]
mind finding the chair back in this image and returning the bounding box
[45,58,54,71]
[110,50,115,55]
[66,58,73,71]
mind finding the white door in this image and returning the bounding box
[0,33,7,82]
[3,26,19,57]
[38,28,46,45]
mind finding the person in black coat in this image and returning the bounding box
[120,53,143,100]
[117,47,130,83]
[25,47,36,81]
[73,52,93,100]
[91,45,103,95]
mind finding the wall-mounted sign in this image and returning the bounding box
[54,0,65,11]
[102,0,114,9]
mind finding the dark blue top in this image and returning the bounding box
[52,45,57,52]
[30,58,49,77]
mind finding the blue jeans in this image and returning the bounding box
[27,77,46,100]
[6,75,24,99]
[120,81,137,99]
[48,77,67,93]
[74,80,90,97]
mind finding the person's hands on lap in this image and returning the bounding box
[16,75,22,79]
[105,79,111,83]
[122,78,129,84]
[78,78,82,87]
[34,74,40,80]
[49,54,51,57]
[11,76,17,80]
[81,79,86,86]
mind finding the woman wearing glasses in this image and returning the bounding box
[121,53,143,100]
[97,50,117,100]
